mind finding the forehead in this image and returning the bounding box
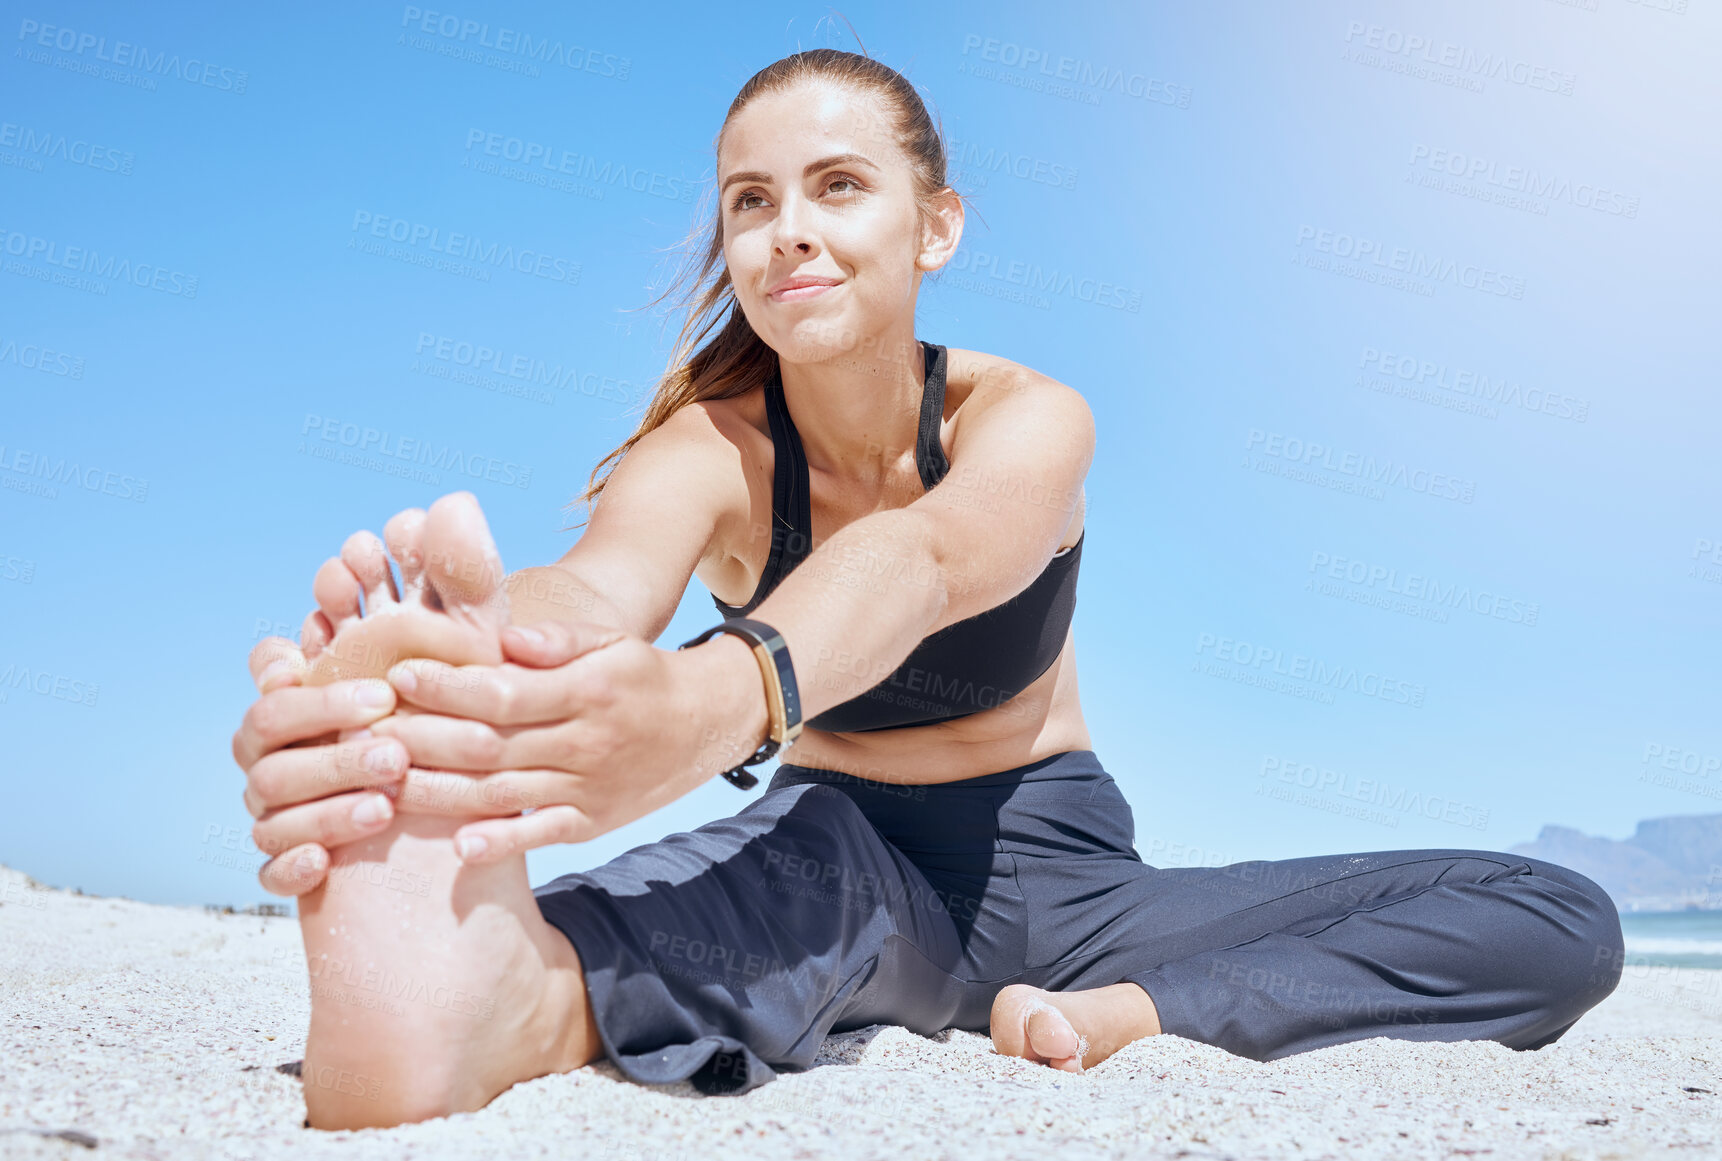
[721,81,897,169]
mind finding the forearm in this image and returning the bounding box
[745,509,953,723]
[502,564,631,633]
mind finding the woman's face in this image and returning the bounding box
[718,80,953,363]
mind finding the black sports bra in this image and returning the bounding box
[709,341,1083,733]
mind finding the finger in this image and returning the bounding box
[387,766,564,818]
[453,805,599,863]
[249,637,308,694]
[245,734,407,814]
[232,679,397,771]
[386,658,584,726]
[253,789,396,860]
[341,530,399,610]
[258,842,330,898]
[500,619,625,669]
[370,707,603,775]
[367,708,511,771]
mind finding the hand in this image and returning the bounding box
[367,620,770,863]
[231,635,410,896]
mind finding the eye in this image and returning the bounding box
[728,173,867,213]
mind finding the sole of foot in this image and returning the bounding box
[293,492,599,1128]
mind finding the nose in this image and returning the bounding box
[772,190,819,257]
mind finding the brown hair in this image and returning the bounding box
[567,47,964,528]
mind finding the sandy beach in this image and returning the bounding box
[2,863,1718,1160]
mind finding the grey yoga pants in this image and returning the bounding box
[532,749,1624,1094]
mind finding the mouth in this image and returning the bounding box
[770,280,841,303]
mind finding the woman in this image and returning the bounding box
[231,50,1623,1131]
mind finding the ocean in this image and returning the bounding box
[1619,910,1722,970]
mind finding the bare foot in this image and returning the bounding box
[989,982,1161,1073]
[302,494,507,687]
[294,493,600,1128]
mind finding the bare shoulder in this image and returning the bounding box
[936,348,1093,548]
[629,390,777,567]
[941,346,1094,436]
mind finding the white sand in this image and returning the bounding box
[2,863,1719,1160]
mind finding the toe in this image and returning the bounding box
[301,609,334,660]
[312,556,365,636]
[385,508,429,604]
[342,531,399,613]
[422,492,507,628]
[1024,1000,1081,1063]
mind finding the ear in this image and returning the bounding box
[915,186,965,274]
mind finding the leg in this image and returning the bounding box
[1120,849,1625,1061]
[983,759,1624,1069]
[534,778,968,1094]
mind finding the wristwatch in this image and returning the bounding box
[677,617,803,789]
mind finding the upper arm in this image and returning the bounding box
[551,404,746,643]
[911,361,1095,628]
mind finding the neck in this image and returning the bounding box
[776,333,930,485]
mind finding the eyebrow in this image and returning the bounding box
[720,152,879,196]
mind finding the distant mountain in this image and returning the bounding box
[1510,814,1722,912]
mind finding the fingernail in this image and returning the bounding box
[456,834,488,861]
[259,659,294,688]
[509,626,545,648]
[351,796,392,827]
[363,743,402,775]
[387,665,418,695]
[354,680,393,708]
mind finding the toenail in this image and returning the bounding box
[353,680,393,708]
[351,796,392,827]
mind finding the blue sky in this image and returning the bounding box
[2,1,1717,907]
